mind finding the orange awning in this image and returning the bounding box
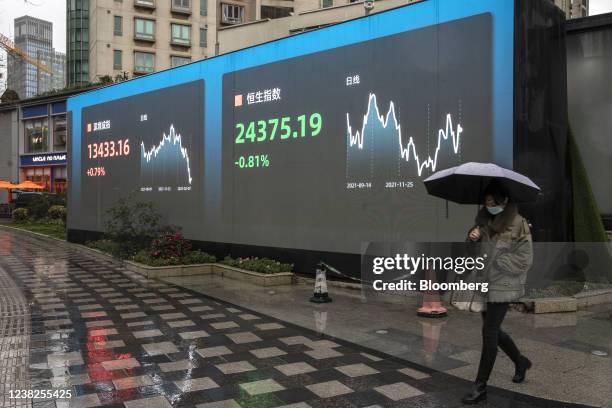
[12,180,45,190]
[0,180,16,189]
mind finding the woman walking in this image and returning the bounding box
[462,182,534,404]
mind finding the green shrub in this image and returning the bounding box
[86,239,121,257]
[104,193,176,258]
[150,233,191,260]
[47,205,67,222]
[182,249,216,264]
[221,256,293,274]
[26,194,65,219]
[12,207,29,222]
[133,248,215,266]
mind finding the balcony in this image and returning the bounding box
[171,2,192,15]
[134,0,155,10]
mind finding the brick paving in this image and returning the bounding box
[0,229,595,408]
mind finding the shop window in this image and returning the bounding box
[54,167,68,193]
[24,118,49,153]
[25,167,51,191]
[53,115,67,150]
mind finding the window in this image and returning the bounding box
[24,118,49,153]
[134,0,155,7]
[172,0,191,12]
[221,3,244,24]
[134,18,155,41]
[114,16,122,35]
[322,0,333,8]
[199,27,207,47]
[113,50,122,69]
[171,56,190,67]
[200,0,207,15]
[53,116,67,150]
[261,6,292,19]
[134,51,154,73]
[171,24,190,45]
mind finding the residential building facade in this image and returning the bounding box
[551,0,589,18]
[68,0,399,85]
[68,0,260,86]
[217,0,420,54]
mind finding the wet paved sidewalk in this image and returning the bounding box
[0,229,601,408]
[0,248,31,407]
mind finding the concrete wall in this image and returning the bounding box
[218,0,420,53]
[567,15,612,219]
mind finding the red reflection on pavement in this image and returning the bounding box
[86,328,137,403]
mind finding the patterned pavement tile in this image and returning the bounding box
[113,374,155,390]
[175,377,219,392]
[215,360,257,374]
[142,341,180,356]
[306,380,354,398]
[275,362,317,376]
[374,381,424,401]
[240,378,286,395]
[158,359,196,372]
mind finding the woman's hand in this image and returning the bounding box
[468,226,481,241]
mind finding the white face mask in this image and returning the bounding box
[487,206,504,215]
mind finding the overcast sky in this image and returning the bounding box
[591,0,612,14]
[0,0,66,52]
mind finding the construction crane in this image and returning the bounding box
[0,32,53,75]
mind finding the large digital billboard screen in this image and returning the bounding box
[222,13,491,252]
[75,81,204,235]
[68,0,515,256]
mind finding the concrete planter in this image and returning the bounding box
[212,264,293,286]
[77,244,119,263]
[124,260,214,279]
[573,288,612,308]
[123,260,293,286]
[522,288,612,313]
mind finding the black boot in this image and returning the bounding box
[512,355,532,383]
[462,381,487,404]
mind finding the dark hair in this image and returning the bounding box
[483,181,508,205]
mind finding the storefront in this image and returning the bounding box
[19,101,68,193]
[19,152,68,193]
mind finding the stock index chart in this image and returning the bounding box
[80,80,204,231]
[222,13,492,252]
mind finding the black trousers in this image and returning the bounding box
[476,302,522,383]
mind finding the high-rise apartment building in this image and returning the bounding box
[67,0,376,85]
[551,0,589,18]
[7,16,66,99]
[68,0,263,86]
